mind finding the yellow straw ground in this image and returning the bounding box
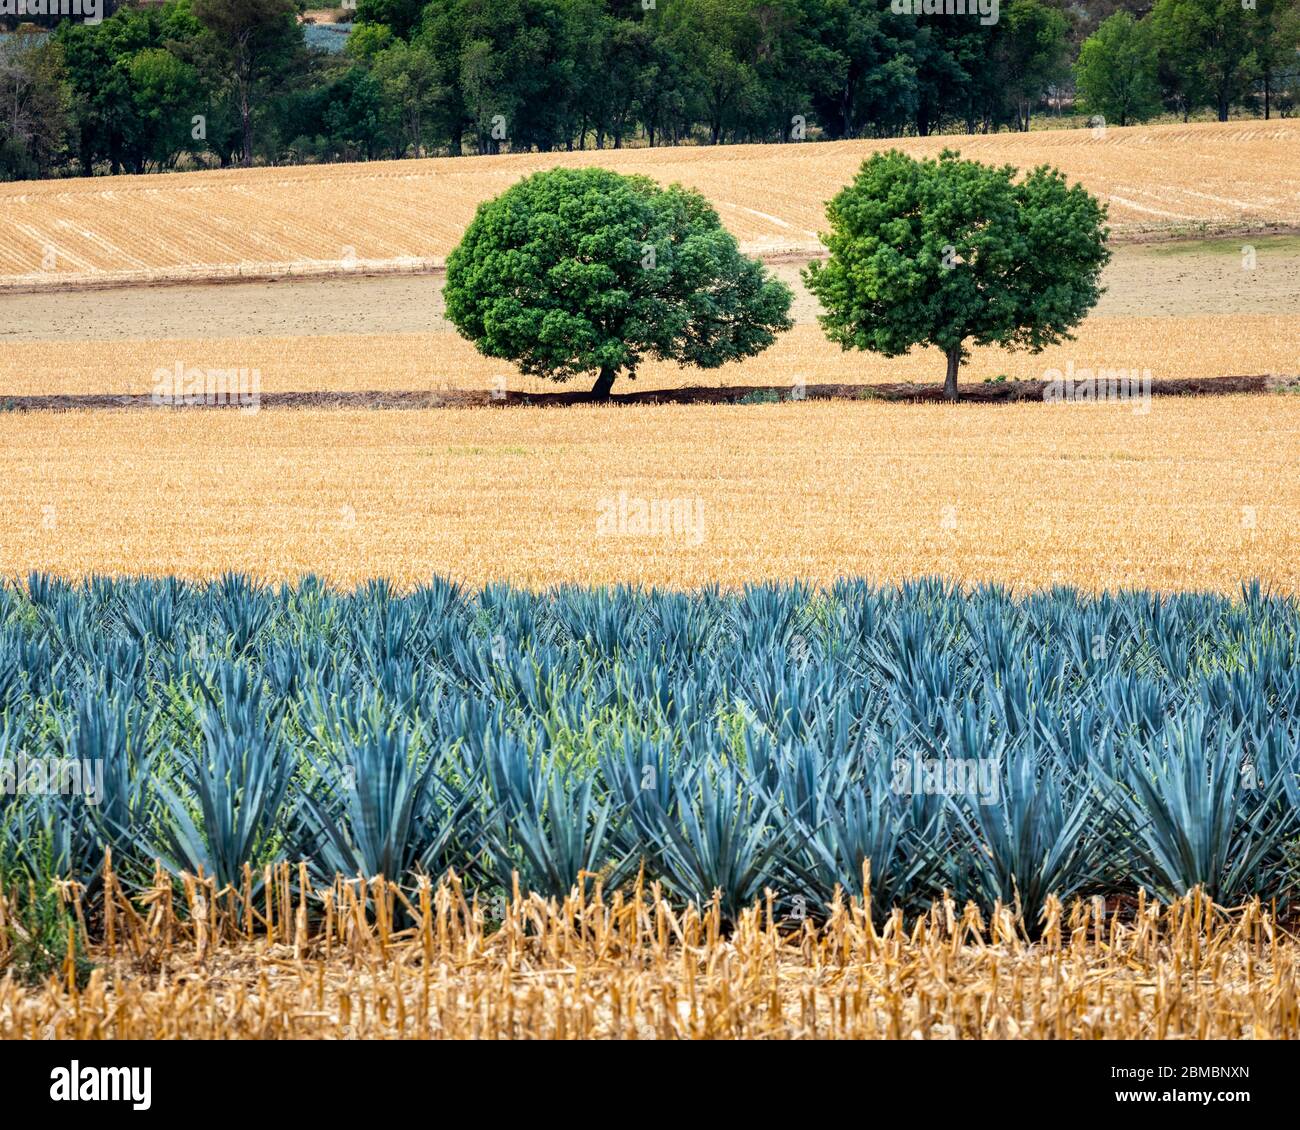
[1,316,1294,398]
[2,395,1296,592]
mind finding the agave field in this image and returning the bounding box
[4,574,1299,925]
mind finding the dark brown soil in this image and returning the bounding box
[0,374,1290,413]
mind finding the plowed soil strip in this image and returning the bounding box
[1,374,1289,412]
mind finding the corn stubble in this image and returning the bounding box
[3,864,1295,1040]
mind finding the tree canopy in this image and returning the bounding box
[1074,12,1163,128]
[444,166,793,397]
[3,0,1296,180]
[804,149,1110,400]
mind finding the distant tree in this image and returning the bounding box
[372,41,443,156]
[192,0,301,166]
[1075,12,1163,126]
[661,0,760,144]
[353,0,427,41]
[128,48,202,169]
[345,22,396,62]
[1151,0,1260,121]
[444,167,793,398]
[807,2,918,140]
[1281,3,1300,114]
[0,32,69,180]
[805,150,1110,401]
[416,0,576,155]
[318,64,386,160]
[1248,0,1299,119]
[997,0,1071,131]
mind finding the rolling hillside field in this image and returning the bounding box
[0,124,1296,593]
[2,120,1297,288]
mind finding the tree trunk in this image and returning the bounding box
[591,366,616,400]
[240,94,253,167]
[944,346,961,402]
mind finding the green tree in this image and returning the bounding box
[444,167,793,398]
[1248,0,1299,119]
[353,0,427,40]
[1075,12,1163,127]
[0,32,69,180]
[372,40,443,156]
[417,0,576,155]
[345,22,396,62]
[804,150,1110,402]
[809,2,917,140]
[319,64,386,160]
[997,0,1071,131]
[662,0,760,144]
[1151,0,1259,121]
[128,48,202,169]
[192,0,301,166]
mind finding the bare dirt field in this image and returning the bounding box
[2,238,1295,399]
[5,236,1299,343]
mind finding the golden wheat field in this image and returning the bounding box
[1,317,1292,398]
[3,121,1297,287]
[3,867,1295,1040]
[1,396,1295,592]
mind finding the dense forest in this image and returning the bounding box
[1,0,1296,179]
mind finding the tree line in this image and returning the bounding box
[1,0,1297,180]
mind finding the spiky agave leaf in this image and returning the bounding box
[152,662,291,888]
[952,738,1112,923]
[297,714,477,883]
[638,758,795,922]
[1114,712,1297,903]
[483,756,633,897]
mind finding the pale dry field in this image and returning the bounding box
[5,237,1294,397]
[3,120,1297,287]
[2,396,1295,592]
[8,237,1300,343]
[0,317,1291,398]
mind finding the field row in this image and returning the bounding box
[6,881,1292,1040]
[2,121,1297,284]
[1,317,1294,398]
[1,396,1295,591]
[3,877,1293,1040]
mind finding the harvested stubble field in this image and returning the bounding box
[0,396,1296,592]
[2,121,1297,288]
[3,877,1295,1040]
[1,317,1292,398]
